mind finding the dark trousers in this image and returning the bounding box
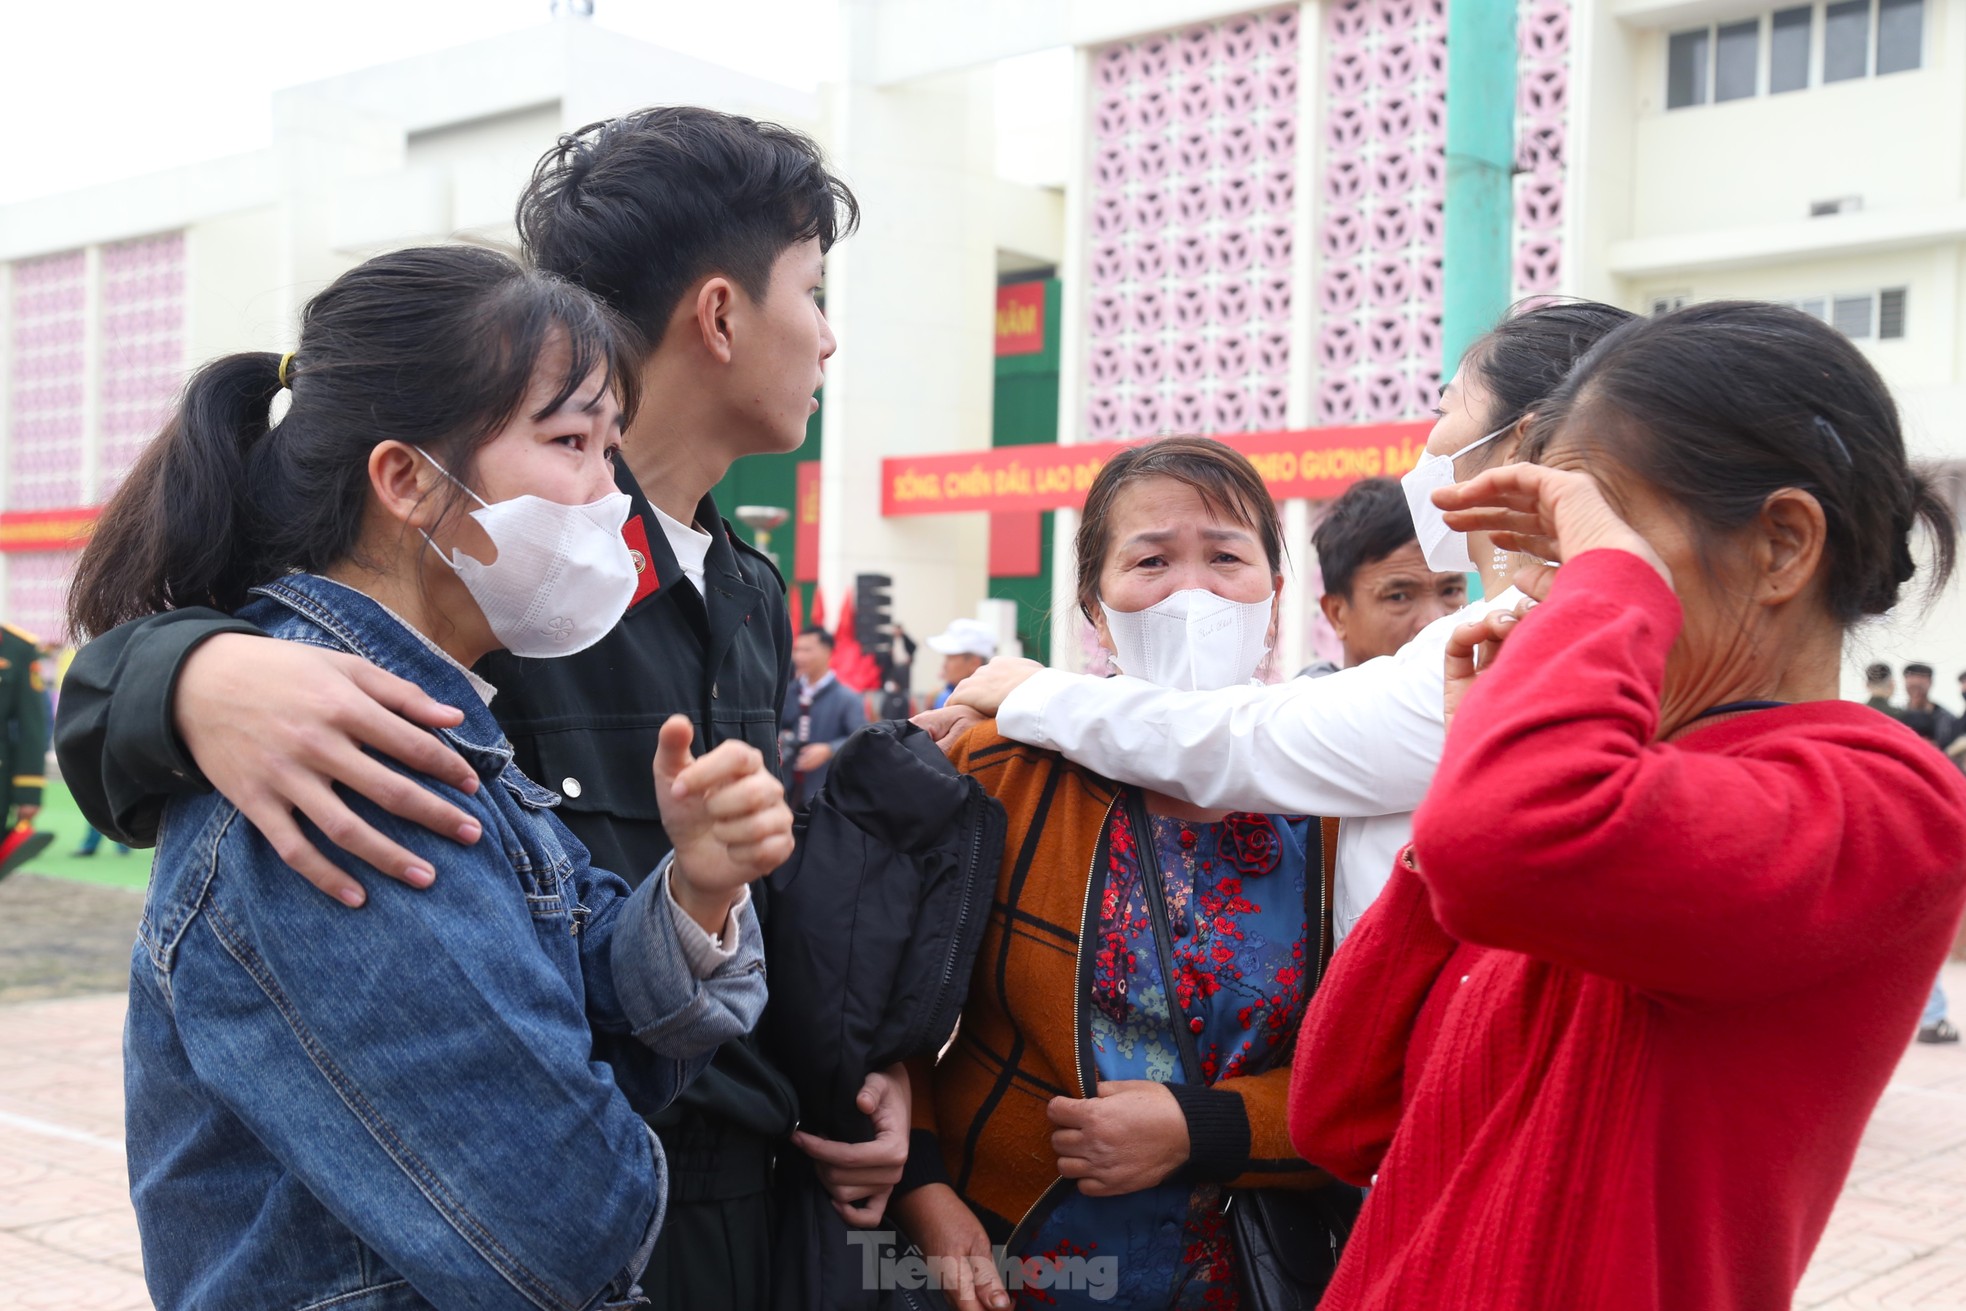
[642,1113,776,1310]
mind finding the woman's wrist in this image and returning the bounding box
[667,858,738,938]
[1164,1082,1248,1182]
[894,1127,955,1199]
[890,1180,956,1233]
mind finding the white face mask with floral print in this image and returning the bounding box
[418,449,637,658]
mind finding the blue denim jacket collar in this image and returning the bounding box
[245,573,555,805]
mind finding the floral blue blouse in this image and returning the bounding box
[1014,805,1312,1309]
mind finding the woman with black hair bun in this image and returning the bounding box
[1289,301,1966,1309]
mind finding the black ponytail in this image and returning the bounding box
[69,245,640,638]
[70,353,283,636]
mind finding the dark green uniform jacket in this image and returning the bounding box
[0,625,48,818]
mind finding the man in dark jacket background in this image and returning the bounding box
[781,627,867,808]
[54,108,907,1310]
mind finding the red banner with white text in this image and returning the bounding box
[880,422,1431,517]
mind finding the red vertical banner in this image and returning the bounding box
[794,460,821,583]
[988,511,1043,577]
[995,283,1046,356]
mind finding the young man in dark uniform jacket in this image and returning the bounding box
[54,109,906,1309]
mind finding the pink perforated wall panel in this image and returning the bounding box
[8,250,88,513]
[1309,0,1573,418]
[1082,7,1301,442]
[1312,0,1446,425]
[8,551,76,646]
[1514,0,1569,297]
[98,233,187,497]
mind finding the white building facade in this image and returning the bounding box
[2,0,1961,696]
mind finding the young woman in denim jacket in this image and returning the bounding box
[70,245,794,1311]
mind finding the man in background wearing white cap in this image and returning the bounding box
[927,619,998,710]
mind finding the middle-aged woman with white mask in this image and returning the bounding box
[70,245,794,1311]
[893,437,1358,1311]
[934,301,1636,945]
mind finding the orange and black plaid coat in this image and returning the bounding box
[914,721,1334,1239]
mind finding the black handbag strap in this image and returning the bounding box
[1124,791,1209,1086]
[1126,793,1326,1085]
[1124,793,1356,1308]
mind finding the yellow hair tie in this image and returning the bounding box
[278,352,296,388]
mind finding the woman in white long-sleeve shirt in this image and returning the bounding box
[936,301,1636,942]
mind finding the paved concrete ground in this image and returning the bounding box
[0,913,1959,1306]
[0,993,148,1310]
[1795,967,1966,1310]
[0,875,144,1005]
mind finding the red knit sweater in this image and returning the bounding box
[1289,549,1966,1311]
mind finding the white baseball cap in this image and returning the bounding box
[927,618,998,659]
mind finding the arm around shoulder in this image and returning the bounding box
[55,608,260,844]
[995,656,1444,818]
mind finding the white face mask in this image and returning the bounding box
[1399,423,1510,573]
[1100,588,1273,691]
[419,450,637,658]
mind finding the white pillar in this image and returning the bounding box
[1278,496,1312,678]
[1278,3,1326,682]
[818,42,997,645]
[1048,45,1095,670]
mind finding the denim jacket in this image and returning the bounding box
[125,574,768,1311]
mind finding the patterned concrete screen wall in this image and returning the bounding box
[1310,0,1570,423]
[6,551,79,645]
[7,251,89,515]
[1083,7,1301,443]
[97,233,187,499]
[4,233,187,643]
[1514,0,1569,299]
[1313,0,1447,425]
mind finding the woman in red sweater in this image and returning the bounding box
[1288,301,1966,1311]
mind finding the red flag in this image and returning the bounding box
[0,821,34,865]
[0,820,51,883]
[787,583,803,630]
[829,593,882,692]
[809,585,826,633]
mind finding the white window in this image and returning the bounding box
[1824,0,1871,81]
[1770,6,1813,92]
[1668,0,1923,110]
[1668,29,1710,108]
[1782,288,1907,339]
[1715,20,1760,101]
[1878,0,1923,73]
[1878,287,1908,338]
[1831,294,1873,337]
